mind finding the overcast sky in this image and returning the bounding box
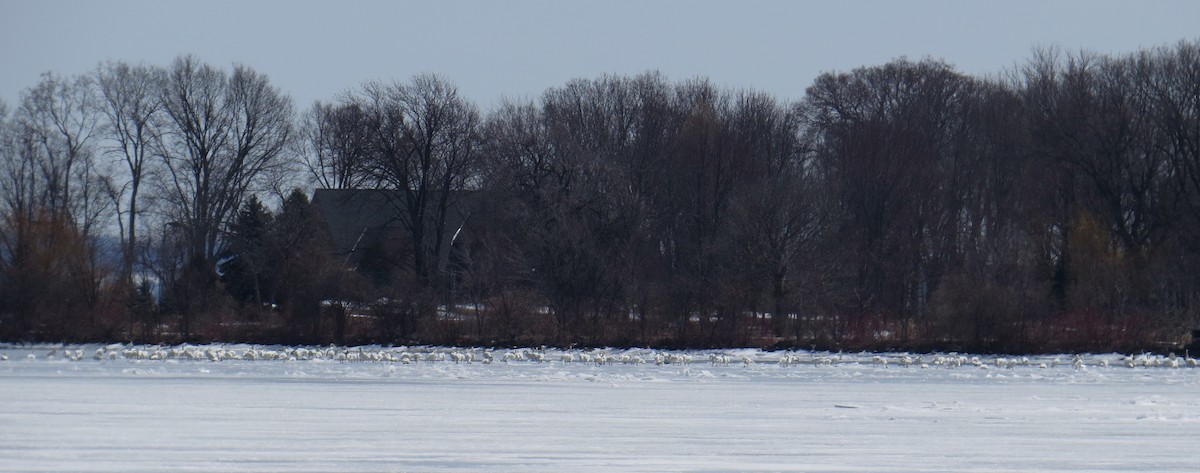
[2,0,1198,113]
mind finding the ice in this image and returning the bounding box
[1,344,1198,472]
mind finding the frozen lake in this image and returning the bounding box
[2,345,1198,472]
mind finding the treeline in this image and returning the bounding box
[2,40,1198,352]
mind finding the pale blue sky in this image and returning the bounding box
[2,0,1198,112]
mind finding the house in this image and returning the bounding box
[310,188,491,285]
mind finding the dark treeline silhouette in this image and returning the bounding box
[2,40,1199,352]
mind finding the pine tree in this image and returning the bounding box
[220,196,273,309]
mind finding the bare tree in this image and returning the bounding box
[662,79,743,341]
[1147,40,1200,332]
[805,59,979,342]
[511,75,657,341]
[156,55,293,335]
[158,55,293,268]
[727,92,824,338]
[302,100,373,189]
[12,72,104,228]
[96,60,164,285]
[1151,40,1200,236]
[359,74,481,290]
[0,72,109,336]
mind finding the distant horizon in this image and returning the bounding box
[3,0,1199,112]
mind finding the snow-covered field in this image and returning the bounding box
[2,345,1198,472]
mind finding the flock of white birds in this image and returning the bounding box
[2,343,1198,370]
[4,342,1200,473]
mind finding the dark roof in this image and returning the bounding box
[311,189,489,271]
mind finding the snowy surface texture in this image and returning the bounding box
[2,345,1198,472]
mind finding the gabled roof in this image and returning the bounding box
[310,188,489,271]
[312,189,403,267]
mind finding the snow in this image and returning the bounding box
[2,345,1198,472]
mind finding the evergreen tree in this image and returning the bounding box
[220,196,273,308]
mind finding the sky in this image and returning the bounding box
[2,0,1198,113]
